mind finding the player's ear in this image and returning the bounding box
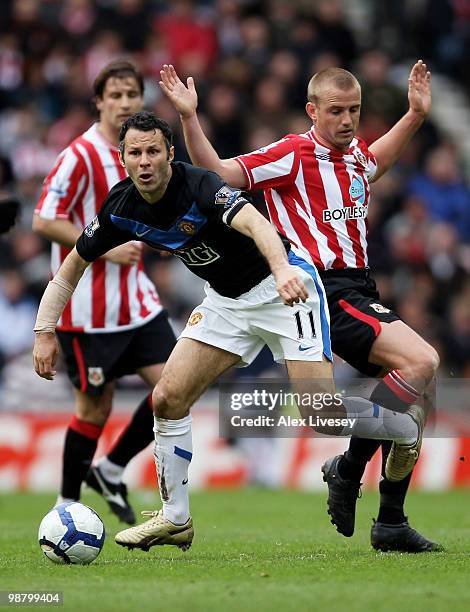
[118,149,126,167]
[167,146,175,162]
[94,95,103,113]
[306,101,317,126]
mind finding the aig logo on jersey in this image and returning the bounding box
[370,303,391,314]
[175,242,221,266]
[84,216,100,237]
[349,174,366,205]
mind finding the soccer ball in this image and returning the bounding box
[38,502,105,564]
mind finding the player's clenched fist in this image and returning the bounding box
[33,332,60,380]
[274,265,309,306]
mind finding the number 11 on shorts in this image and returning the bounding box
[294,310,316,339]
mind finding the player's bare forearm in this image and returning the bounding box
[59,247,90,287]
[32,215,81,248]
[180,114,247,188]
[369,110,425,182]
[159,64,246,187]
[230,205,308,305]
[230,204,286,265]
[249,218,288,273]
[181,114,222,172]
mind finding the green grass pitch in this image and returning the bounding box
[1,489,470,611]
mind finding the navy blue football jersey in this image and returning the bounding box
[76,162,290,297]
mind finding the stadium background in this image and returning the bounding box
[0,0,470,493]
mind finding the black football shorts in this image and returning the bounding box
[320,269,401,376]
[57,310,176,395]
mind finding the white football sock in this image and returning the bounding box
[154,414,192,525]
[341,397,418,444]
[96,456,124,485]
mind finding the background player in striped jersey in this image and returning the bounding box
[159,61,441,552]
[33,61,176,524]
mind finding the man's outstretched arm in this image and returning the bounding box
[159,64,247,188]
[369,60,431,182]
[33,247,90,380]
[229,203,308,306]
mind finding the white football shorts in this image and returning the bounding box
[179,251,332,366]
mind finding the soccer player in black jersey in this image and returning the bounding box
[32,112,424,553]
[160,62,441,552]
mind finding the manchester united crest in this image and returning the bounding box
[178,220,197,235]
[188,311,203,326]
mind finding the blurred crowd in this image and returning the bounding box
[1,0,470,390]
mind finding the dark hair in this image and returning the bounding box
[93,59,144,99]
[119,111,174,155]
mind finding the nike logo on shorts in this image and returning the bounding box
[298,344,314,352]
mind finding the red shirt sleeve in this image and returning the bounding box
[235,136,298,191]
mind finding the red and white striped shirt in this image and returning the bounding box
[35,123,162,333]
[235,128,377,270]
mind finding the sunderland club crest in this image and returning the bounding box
[353,148,368,168]
[88,367,105,386]
[370,303,391,314]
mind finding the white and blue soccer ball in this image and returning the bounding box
[38,502,105,565]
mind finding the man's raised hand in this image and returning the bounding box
[159,64,198,119]
[408,60,431,118]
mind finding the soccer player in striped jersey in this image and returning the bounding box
[33,61,176,524]
[159,61,442,552]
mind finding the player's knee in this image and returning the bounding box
[415,345,440,380]
[75,396,111,426]
[425,346,440,380]
[152,384,185,419]
[403,344,440,383]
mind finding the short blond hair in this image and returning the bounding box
[307,68,360,104]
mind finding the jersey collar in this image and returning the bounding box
[308,127,357,158]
